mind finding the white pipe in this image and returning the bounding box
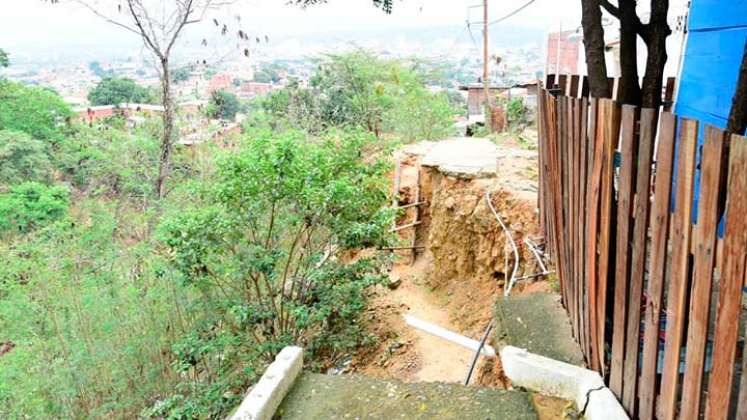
[404,314,496,357]
[485,191,521,296]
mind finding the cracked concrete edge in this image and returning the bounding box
[500,346,629,420]
[229,346,303,420]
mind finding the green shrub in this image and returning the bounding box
[0,129,53,186]
[0,182,69,232]
[0,79,72,142]
[154,127,393,416]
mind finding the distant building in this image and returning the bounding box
[459,84,504,123]
[208,74,232,93]
[74,103,165,126]
[545,30,581,76]
[238,82,273,99]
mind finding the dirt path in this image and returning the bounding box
[390,257,476,383]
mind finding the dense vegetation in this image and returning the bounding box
[88,76,154,106]
[257,51,457,142]
[0,51,453,418]
[207,90,240,121]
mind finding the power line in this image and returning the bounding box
[488,0,537,26]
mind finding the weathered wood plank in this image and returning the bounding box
[546,74,555,89]
[705,134,747,420]
[660,117,699,420]
[581,76,590,98]
[585,98,602,371]
[558,74,568,94]
[621,107,657,414]
[568,97,578,335]
[638,112,677,420]
[680,125,729,419]
[664,77,676,112]
[596,98,621,374]
[610,104,638,397]
[545,74,555,89]
[570,75,580,98]
[579,97,591,363]
[584,98,598,364]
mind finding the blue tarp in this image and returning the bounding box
[672,0,746,233]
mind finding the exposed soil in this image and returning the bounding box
[352,137,553,389]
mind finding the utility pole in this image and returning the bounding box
[483,0,490,109]
[483,0,493,131]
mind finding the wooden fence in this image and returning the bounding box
[537,75,747,419]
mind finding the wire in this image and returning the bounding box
[464,321,494,385]
[485,191,520,297]
[488,0,537,26]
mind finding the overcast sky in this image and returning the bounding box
[0,0,581,51]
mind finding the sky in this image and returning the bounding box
[0,0,581,53]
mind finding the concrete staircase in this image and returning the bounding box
[275,373,542,419]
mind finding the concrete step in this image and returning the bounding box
[275,373,542,419]
[494,292,585,367]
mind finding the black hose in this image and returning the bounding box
[464,321,494,385]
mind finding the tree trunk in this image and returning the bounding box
[640,0,671,108]
[581,0,612,98]
[156,59,175,198]
[727,40,747,135]
[617,0,642,105]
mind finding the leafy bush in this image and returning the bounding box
[0,202,189,418]
[0,130,53,186]
[0,79,72,142]
[154,127,393,416]
[0,182,69,232]
[207,89,240,121]
[55,126,160,198]
[88,76,154,106]
[256,51,456,142]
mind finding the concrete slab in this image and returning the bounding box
[420,137,499,179]
[493,293,585,366]
[276,373,539,419]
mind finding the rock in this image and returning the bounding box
[387,275,402,290]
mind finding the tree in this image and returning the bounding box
[0,48,9,68]
[0,130,53,186]
[728,40,747,135]
[157,128,392,416]
[0,79,72,142]
[58,0,394,198]
[581,0,672,107]
[88,60,110,78]
[580,0,611,98]
[171,66,191,83]
[88,76,153,106]
[207,89,240,121]
[62,1,245,198]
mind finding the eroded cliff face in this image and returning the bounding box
[421,167,539,288]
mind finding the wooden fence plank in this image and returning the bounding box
[621,107,657,415]
[680,125,729,419]
[546,74,556,89]
[579,97,591,363]
[558,74,568,93]
[569,98,579,336]
[705,134,747,420]
[638,112,677,420]
[664,77,676,112]
[584,98,598,364]
[596,98,621,374]
[570,75,580,98]
[581,76,590,98]
[575,98,585,341]
[610,104,638,397]
[660,117,699,420]
[585,97,605,372]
